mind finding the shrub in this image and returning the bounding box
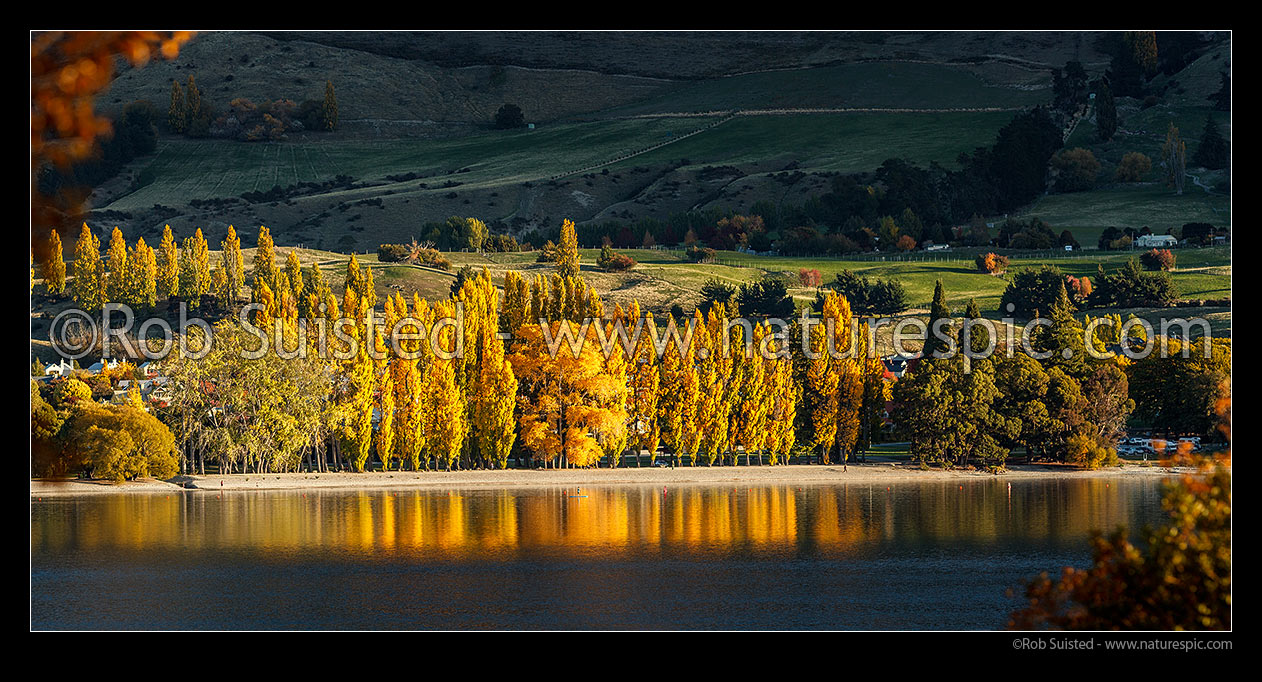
[798,268,822,287]
[1114,152,1153,182]
[536,240,560,263]
[686,245,716,263]
[596,244,636,272]
[1139,248,1176,271]
[975,252,1010,274]
[377,243,411,262]
[1050,147,1101,192]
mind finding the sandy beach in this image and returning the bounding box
[30,461,1195,497]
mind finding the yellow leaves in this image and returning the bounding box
[508,321,627,467]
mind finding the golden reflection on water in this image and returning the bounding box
[32,479,1163,560]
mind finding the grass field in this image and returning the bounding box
[1017,185,1230,240]
[608,111,1016,173]
[323,245,1231,321]
[107,117,710,211]
[601,61,1047,117]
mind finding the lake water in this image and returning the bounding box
[31,477,1168,630]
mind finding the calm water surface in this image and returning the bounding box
[31,477,1167,630]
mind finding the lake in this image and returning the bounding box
[31,477,1168,630]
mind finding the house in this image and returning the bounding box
[139,361,160,377]
[43,359,74,377]
[86,359,120,374]
[881,352,922,379]
[1135,234,1177,248]
[925,244,950,252]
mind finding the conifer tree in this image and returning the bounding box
[924,280,952,358]
[1162,123,1187,195]
[1192,115,1228,170]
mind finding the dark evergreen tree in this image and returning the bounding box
[1192,115,1229,170]
[1095,82,1118,142]
[923,280,952,358]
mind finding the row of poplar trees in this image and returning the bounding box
[44,219,890,472]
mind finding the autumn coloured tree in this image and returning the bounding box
[32,31,192,270]
[178,228,211,306]
[510,320,627,468]
[104,227,128,303]
[71,223,104,311]
[220,226,244,303]
[168,79,185,132]
[44,229,65,295]
[323,80,339,131]
[556,219,581,280]
[156,225,179,299]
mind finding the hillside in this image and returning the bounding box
[81,31,1229,255]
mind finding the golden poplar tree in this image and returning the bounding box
[556,218,580,280]
[627,301,661,463]
[806,292,843,463]
[374,324,395,471]
[695,307,730,466]
[104,226,128,303]
[475,324,519,469]
[220,225,244,304]
[126,238,157,311]
[657,316,700,465]
[253,225,278,289]
[45,228,66,295]
[179,229,210,305]
[71,223,104,311]
[428,299,467,471]
[338,298,375,472]
[157,225,179,300]
[735,322,772,465]
[285,251,304,303]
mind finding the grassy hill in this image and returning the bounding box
[81,31,1229,263]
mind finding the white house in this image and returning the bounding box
[43,359,74,377]
[1135,234,1177,248]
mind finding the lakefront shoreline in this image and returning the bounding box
[30,461,1196,497]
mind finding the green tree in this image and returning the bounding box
[923,280,951,357]
[1095,81,1117,142]
[1192,115,1228,170]
[1162,123,1186,195]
